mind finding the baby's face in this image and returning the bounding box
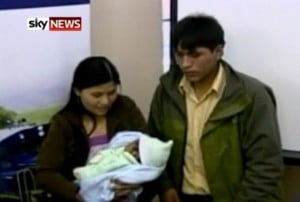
[124,140,140,161]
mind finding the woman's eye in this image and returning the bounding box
[108,90,117,96]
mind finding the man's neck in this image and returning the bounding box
[192,65,219,99]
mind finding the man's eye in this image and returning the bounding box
[176,53,184,58]
[189,52,201,57]
[91,93,102,98]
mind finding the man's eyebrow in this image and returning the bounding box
[184,49,198,55]
[176,49,190,53]
[177,47,197,52]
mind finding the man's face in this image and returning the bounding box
[175,45,223,83]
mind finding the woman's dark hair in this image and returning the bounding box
[62,56,121,113]
[57,56,121,157]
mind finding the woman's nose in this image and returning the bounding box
[99,95,109,105]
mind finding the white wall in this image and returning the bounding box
[178,0,300,151]
[91,0,163,117]
[0,4,90,116]
[0,3,90,140]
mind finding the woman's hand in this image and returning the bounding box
[160,188,181,202]
[111,180,140,201]
[75,193,85,202]
[124,141,139,160]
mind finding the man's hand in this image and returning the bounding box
[160,188,181,202]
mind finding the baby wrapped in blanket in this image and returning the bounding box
[73,131,173,202]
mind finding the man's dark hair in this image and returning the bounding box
[172,14,225,51]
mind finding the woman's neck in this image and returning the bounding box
[95,115,106,122]
[83,115,107,136]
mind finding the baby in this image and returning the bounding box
[73,140,140,180]
[72,131,173,202]
[73,131,173,181]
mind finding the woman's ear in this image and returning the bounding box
[74,88,80,96]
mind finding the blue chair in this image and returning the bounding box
[0,124,50,201]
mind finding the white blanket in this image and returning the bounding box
[76,131,173,202]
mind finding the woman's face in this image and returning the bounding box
[75,81,118,116]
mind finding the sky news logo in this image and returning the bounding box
[27,17,81,31]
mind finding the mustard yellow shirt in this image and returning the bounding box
[179,64,226,194]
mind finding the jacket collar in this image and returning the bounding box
[160,60,251,121]
[209,61,251,121]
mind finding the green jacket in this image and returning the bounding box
[35,95,147,201]
[147,61,284,202]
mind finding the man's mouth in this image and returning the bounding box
[184,71,197,76]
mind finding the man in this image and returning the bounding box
[146,14,284,202]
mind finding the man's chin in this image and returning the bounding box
[94,109,108,116]
[186,76,202,83]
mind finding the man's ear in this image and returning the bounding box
[215,45,224,60]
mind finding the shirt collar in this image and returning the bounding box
[178,63,226,97]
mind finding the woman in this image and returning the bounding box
[35,56,147,202]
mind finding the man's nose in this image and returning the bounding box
[181,55,192,69]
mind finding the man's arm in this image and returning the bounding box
[236,86,284,201]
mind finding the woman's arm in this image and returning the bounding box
[126,97,148,133]
[111,95,148,133]
[35,115,80,200]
